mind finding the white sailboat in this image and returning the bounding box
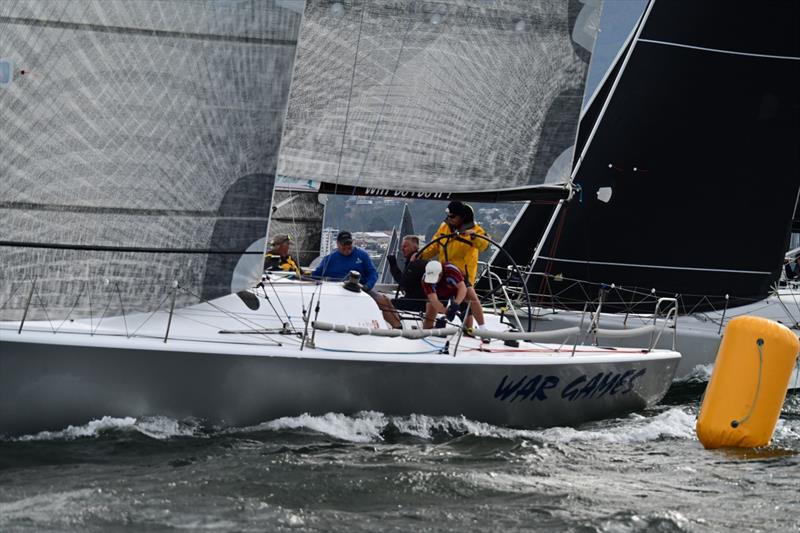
[0,0,679,436]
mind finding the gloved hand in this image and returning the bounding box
[434,317,447,329]
[446,302,460,321]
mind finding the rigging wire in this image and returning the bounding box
[318,1,368,282]
[353,1,417,188]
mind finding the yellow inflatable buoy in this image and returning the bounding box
[696,316,799,449]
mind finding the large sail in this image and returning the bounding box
[277,0,600,201]
[495,0,800,312]
[0,1,301,319]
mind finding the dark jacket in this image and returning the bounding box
[389,257,428,302]
[785,262,797,280]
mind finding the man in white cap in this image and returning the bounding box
[422,261,488,337]
[420,261,466,329]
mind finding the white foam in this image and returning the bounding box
[773,419,800,444]
[225,408,698,446]
[0,488,101,525]
[676,363,713,383]
[242,411,389,443]
[536,408,697,444]
[15,415,199,441]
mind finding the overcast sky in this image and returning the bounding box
[583,0,647,108]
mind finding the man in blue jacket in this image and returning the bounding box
[312,231,378,290]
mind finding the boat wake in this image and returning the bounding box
[675,363,714,383]
[7,408,708,446]
[9,400,798,449]
[13,415,202,442]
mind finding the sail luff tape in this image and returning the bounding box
[312,322,458,339]
[696,316,799,449]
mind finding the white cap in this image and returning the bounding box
[423,261,442,284]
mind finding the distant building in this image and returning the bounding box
[320,228,338,257]
[352,231,392,262]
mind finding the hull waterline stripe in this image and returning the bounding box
[539,256,771,275]
[638,38,800,61]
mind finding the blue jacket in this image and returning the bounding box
[312,247,378,289]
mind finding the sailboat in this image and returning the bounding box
[0,0,679,436]
[485,0,800,383]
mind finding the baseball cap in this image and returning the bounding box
[336,231,353,245]
[445,201,468,218]
[423,261,443,283]
[271,234,291,246]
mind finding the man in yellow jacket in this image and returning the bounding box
[419,201,488,332]
[264,234,301,276]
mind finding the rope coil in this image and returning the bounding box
[730,338,765,428]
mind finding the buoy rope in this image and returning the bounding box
[731,338,764,428]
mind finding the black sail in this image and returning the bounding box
[0,1,301,319]
[495,0,800,312]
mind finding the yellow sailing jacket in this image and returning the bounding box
[420,222,489,283]
[265,253,301,276]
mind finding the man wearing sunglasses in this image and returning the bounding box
[419,201,489,333]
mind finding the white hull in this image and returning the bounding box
[525,289,800,388]
[0,279,680,435]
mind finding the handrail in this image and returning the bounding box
[313,321,458,339]
[475,326,580,342]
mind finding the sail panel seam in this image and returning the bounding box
[0,202,265,219]
[0,241,261,254]
[0,16,297,46]
[539,256,771,275]
[638,38,800,61]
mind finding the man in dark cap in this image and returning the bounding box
[264,233,300,276]
[311,230,378,290]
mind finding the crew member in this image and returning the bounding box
[419,201,488,330]
[312,231,378,290]
[387,235,428,313]
[421,261,466,329]
[264,234,301,276]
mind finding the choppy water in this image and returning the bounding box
[1,384,798,532]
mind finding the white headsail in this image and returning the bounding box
[278,0,600,199]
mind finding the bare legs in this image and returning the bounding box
[463,287,485,329]
[371,292,401,328]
